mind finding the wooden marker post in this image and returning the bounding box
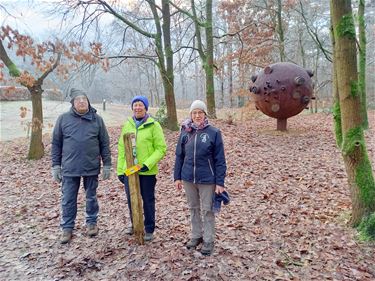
[123,133,144,244]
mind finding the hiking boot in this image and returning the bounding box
[125,225,134,235]
[186,237,203,249]
[87,224,99,237]
[144,232,154,241]
[201,242,214,256]
[60,230,72,244]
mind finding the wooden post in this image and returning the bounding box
[102,99,106,111]
[123,133,144,244]
[277,118,287,131]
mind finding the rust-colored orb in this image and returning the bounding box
[249,62,314,130]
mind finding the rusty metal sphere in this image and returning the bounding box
[249,62,314,122]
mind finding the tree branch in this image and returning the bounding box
[97,0,157,39]
[37,52,62,84]
[0,39,21,77]
[215,24,249,39]
[169,1,205,27]
[105,54,157,64]
[297,0,332,62]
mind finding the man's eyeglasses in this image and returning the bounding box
[191,111,205,116]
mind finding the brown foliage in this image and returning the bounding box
[19,106,28,118]
[0,26,108,85]
[217,0,276,67]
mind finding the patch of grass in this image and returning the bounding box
[358,213,375,241]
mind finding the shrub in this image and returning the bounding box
[358,212,375,241]
[155,101,168,128]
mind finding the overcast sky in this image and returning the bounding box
[1,0,65,40]
[1,0,117,45]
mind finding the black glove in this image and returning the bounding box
[118,175,125,184]
[139,165,149,172]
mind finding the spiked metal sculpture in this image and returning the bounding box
[249,62,314,131]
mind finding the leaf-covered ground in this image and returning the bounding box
[0,111,374,280]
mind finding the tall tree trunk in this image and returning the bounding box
[177,50,187,102]
[145,63,155,106]
[330,19,342,147]
[220,69,224,108]
[190,0,216,117]
[358,0,368,129]
[161,0,178,130]
[276,0,286,61]
[330,0,375,226]
[28,85,44,159]
[205,0,216,118]
[195,60,200,99]
[228,47,234,108]
[313,48,320,114]
[148,0,178,130]
[238,61,245,107]
[153,66,161,105]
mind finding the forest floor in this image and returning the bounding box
[0,109,374,280]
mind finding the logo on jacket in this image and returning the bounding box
[200,133,209,143]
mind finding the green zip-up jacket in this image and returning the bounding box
[117,116,166,176]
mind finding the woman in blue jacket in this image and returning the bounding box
[174,100,227,256]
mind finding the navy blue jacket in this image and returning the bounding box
[174,125,226,186]
[51,106,111,176]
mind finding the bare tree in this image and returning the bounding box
[58,0,178,130]
[171,0,217,117]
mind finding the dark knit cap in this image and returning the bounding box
[131,95,149,111]
[70,88,88,104]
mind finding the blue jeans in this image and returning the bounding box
[124,175,157,233]
[60,176,99,230]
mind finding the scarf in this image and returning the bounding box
[181,116,209,132]
[133,113,150,128]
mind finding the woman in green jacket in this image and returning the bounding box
[117,96,167,241]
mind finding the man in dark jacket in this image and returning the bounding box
[51,88,112,244]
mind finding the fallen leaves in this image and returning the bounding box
[0,112,374,280]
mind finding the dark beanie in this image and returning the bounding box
[131,95,149,111]
[70,88,88,104]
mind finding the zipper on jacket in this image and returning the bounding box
[133,125,139,164]
[208,159,214,176]
[193,133,197,183]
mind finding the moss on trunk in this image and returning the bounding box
[333,101,342,147]
[342,127,375,209]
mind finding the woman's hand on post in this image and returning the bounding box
[175,180,183,191]
[215,185,225,194]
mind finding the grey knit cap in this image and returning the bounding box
[69,88,88,103]
[189,100,207,114]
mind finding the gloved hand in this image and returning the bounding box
[118,175,125,184]
[139,164,149,173]
[102,166,111,180]
[52,166,62,183]
[212,190,230,214]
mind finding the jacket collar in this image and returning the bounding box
[71,106,97,121]
[128,115,154,128]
